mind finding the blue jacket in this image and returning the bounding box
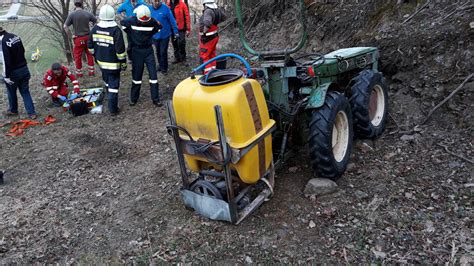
[117,0,144,17]
[150,3,178,40]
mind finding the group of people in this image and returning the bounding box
[2,0,226,118]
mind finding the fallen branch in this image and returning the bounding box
[402,0,431,25]
[421,73,474,125]
[436,143,474,164]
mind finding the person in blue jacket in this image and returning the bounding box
[150,0,178,74]
[117,0,144,17]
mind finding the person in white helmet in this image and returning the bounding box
[87,5,127,116]
[121,5,163,107]
[199,0,226,73]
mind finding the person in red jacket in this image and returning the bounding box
[170,0,190,63]
[199,0,226,74]
[43,63,80,106]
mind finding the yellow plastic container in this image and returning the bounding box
[173,75,275,184]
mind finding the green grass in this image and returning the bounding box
[1,5,66,76]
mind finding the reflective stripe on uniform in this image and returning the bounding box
[149,80,158,84]
[108,88,119,93]
[97,60,121,70]
[131,25,154,31]
[72,80,79,84]
[73,85,80,89]
[200,30,218,36]
[132,80,142,84]
[204,66,216,72]
[116,52,126,60]
[93,34,114,45]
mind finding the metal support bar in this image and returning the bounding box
[214,105,238,223]
[167,101,190,189]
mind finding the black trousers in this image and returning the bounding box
[131,47,159,103]
[101,70,121,114]
[171,30,187,62]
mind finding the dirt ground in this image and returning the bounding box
[1,1,473,264]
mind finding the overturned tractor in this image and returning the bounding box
[167,0,389,224]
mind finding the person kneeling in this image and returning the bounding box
[43,63,80,106]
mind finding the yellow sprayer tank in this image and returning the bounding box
[172,72,275,184]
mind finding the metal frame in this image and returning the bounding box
[167,102,275,224]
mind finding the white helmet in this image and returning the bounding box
[135,5,151,22]
[203,0,217,9]
[99,4,115,21]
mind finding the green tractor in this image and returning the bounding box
[166,0,389,224]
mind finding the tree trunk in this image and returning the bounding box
[62,31,74,64]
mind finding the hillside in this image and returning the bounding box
[0,0,473,264]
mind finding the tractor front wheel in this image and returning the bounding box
[308,92,354,180]
[350,70,389,139]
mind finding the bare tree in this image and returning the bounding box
[23,0,102,64]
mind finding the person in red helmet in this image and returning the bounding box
[199,0,226,74]
[43,63,80,106]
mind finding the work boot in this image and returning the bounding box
[28,114,38,120]
[161,70,168,76]
[5,111,18,116]
[129,101,137,106]
[153,101,163,107]
[110,108,120,116]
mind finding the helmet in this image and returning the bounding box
[203,0,217,9]
[135,5,151,22]
[99,4,115,21]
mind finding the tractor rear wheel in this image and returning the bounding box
[308,92,354,180]
[350,70,389,139]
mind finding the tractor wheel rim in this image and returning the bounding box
[369,85,385,127]
[332,111,349,162]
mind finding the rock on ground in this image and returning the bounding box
[304,178,338,196]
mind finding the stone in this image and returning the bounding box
[288,166,298,173]
[355,190,369,199]
[400,134,416,141]
[470,22,474,29]
[304,178,338,196]
[309,220,316,228]
[245,256,253,264]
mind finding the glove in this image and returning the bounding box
[121,63,127,71]
[69,93,79,100]
[173,35,178,42]
[4,78,14,85]
[58,95,67,102]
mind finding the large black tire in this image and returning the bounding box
[308,92,354,180]
[350,70,389,139]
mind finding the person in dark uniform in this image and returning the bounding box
[121,5,162,106]
[88,5,127,116]
[0,26,37,119]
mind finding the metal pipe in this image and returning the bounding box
[214,105,237,223]
[167,101,190,189]
[235,0,307,57]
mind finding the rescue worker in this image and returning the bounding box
[199,0,226,74]
[150,0,178,74]
[0,26,37,119]
[42,63,81,106]
[121,5,163,106]
[170,0,190,64]
[63,0,97,77]
[88,4,127,116]
[117,0,145,61]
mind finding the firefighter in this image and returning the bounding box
[170,0,190,64]
[88,4,127,116]
[150,0,178,75]
[117,0,145,62]
[199,0,226,74]
[43,63,81,106]
[121,5,162,106]
[0,26,37,119]
[63,0,97,77]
